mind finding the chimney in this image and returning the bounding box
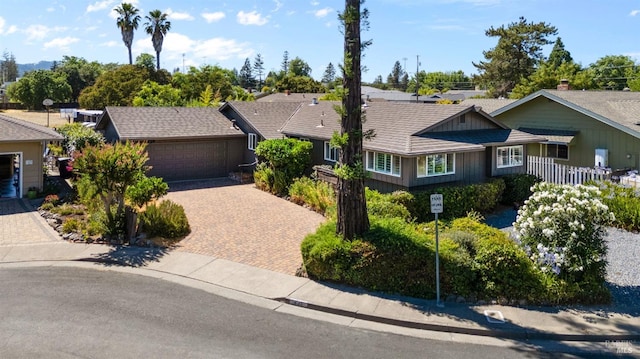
[557,79,570,91]
[285,89,291,96]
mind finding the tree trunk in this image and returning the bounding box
[336,0,369,240]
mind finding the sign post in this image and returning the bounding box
[430,193,444,308]
[42,99,53,127]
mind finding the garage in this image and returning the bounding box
[95,107,247,182]
[146,139,244,181]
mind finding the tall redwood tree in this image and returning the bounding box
[335,0,370,240]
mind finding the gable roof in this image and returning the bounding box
[219,101,300,139]
[0,114,63,142]
[96,107,244,140]
[492,90,640,140]
[281,101,543,156]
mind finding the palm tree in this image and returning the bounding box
[115,3,141,65]
[144,10,171,71]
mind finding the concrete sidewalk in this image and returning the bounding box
[0,241,638,355]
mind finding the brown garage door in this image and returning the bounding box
[146,140,230,181]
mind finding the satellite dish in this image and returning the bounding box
[42,98,53,106]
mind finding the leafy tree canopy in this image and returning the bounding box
[78,64,149,109]
[473,16,558,98]
[6,69,72,109]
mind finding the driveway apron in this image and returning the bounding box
[166,179,326,275]
[0,199,60,246]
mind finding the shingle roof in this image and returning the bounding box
[220,101,300,139]
[97,107,245,140]
[280,101,543,156]
[461,98,517,114]
[256,93,325,103]
[492,90,640,139]
[0,114,63,142]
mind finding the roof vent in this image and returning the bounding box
[254,109,258,115]
[316,119,324,128]
[230,119,239,130]
[310,97,318,105]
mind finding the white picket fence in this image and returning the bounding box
[527,156,611,185]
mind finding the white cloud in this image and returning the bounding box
[202,12,225,23]
[43,36,80,51]
[194,37,253,61]
[25,25,53,41]
[46,7,55,12]
[631,10,640,16]
[311,1,320,6]
[0,17,15,36]
[313,7,334,18]
[273,0,283,12]
[86,0,116,13]
[100,40,119,47]
[237,10,268,26]
[167,8,194,21]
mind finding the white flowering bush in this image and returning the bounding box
[514,182,614,288]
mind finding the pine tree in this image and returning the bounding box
[253,53,265,89]
[239,58,255,89]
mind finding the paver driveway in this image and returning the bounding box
[166,179,326,275]
[0,199,60,246]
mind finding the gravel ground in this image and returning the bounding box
[484,208,640,311]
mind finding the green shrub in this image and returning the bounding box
[411,179,505,222]
[254,162,274,192]
[255,138,313,195]
[365,188,413,222]
[51,203,84,216]
[139,200,191,239]
[39,202,55,211]
[594,180,640,231]
[126,176,168,209]
[289,176,336,215]
[500,174,541,205]
[62,218,82,233]
[514,183,613,302]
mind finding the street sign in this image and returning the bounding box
[430,194,443,214]
[42,98,53,106]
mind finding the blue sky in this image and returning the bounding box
[1,0,640,82]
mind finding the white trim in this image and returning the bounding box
[366,151,401,177]
[496,145,524,168]
[0,151,22,198]
[417,153,455,177]
[323,141,339,162]
[248,133,258,151]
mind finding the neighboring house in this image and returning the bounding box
[278,101,544,192]
[0,114,63,197]
[219,101,300,164]
[491,89,640,171]
[256,92,324,103]
[364,91,465,103]
[95,107,246,182]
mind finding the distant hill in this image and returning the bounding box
[17,61,55,76]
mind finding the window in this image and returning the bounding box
[417,153,455,177]
[496,145,523,168]
[248,133,257,150]
[545,144,568,160]
[366,151,401,176]
[324,141,339,162]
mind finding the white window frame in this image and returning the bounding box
[366,151,401,177]
[248,133,258,151]
[496,145,524,168]
[417,153,455,177]
[544,143,569,160]
[324,141,339,162]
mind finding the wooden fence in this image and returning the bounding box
[527,156,611,185]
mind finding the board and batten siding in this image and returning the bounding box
[429,112,502,133]
[495,97,640,170]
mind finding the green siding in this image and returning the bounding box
[496,97,640,170]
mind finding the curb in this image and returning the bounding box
[275,297,640,342]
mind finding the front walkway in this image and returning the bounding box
[166,179,326,275]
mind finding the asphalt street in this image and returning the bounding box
[0,266,583,359]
